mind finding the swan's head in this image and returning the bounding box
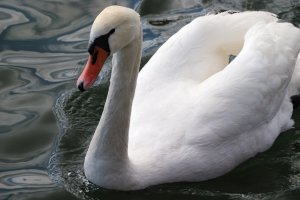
[77,6,140,91]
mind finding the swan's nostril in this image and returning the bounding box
[77,81,85,91]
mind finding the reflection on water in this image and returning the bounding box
[1,0,300,200]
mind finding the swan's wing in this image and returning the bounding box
[135,11,278,92]
[129,13,300,159]
[189,22,300,143]
[128,15,300,182]
[130,12,279,141]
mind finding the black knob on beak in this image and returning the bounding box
[77,81,85,91]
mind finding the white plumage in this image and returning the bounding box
[77,6,300,190]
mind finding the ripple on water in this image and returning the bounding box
[0,1,84,41]
[0,7,28,34]
[0,51,83,88]
[0,110,37,134]
[0,169,56,197]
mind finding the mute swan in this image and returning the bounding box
[76,6,300,190]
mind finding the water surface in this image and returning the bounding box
[1,0,300,200]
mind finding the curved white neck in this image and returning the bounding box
[84,27,142,188]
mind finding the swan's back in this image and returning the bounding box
[127,11,300,185]
[135,12,277,88]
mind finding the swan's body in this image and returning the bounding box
[76,6,300,190]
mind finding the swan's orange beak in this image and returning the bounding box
[77,46,109,91]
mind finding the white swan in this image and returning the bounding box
[76,6,300,190]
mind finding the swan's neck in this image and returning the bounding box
[84,28,142,188]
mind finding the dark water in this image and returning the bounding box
[1,0,300,200]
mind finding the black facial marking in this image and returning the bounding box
[92,50,98,64]
[88,28,116,55]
